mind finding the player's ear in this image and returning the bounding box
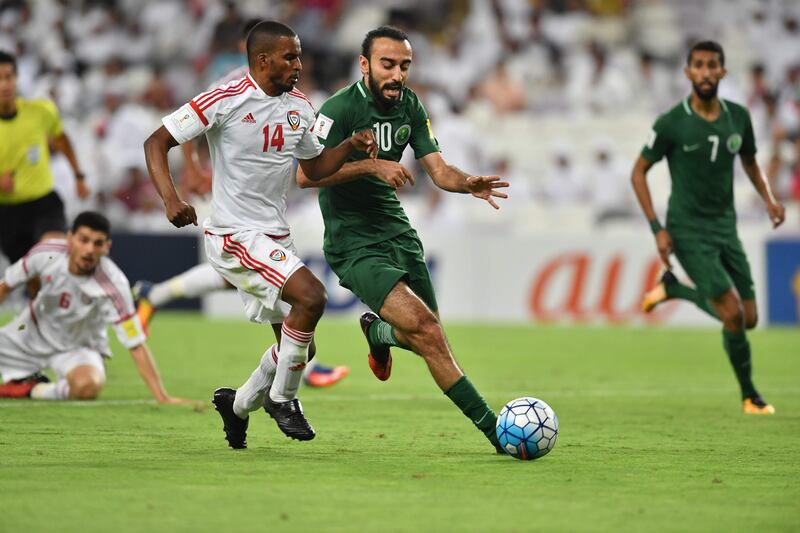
[683,65,691,82]
[104,239,112,255]
[359,55,369,77]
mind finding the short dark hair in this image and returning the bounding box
[361,26,410,59]
[0,50,16,74]
[687,40,725,67]
[72,211,111,236]
[246,20,297,67]
[242,18,263,40]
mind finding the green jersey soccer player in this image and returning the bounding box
[631,41,785,415]
[297,26,510,452]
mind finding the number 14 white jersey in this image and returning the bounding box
[162,74,323,235]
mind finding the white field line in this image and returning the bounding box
[0,386,798,408]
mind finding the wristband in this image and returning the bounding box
[649,218,663,234]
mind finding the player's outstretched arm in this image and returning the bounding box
[297,128,377,181]
[128,343,195,405]
[419,152,509,209]
[297,159,414,189]
[631,155,672,268]
[144,126,198,228]
[51,133,89,199]
[740,153,785,228]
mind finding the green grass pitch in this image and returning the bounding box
[1,313,798,532]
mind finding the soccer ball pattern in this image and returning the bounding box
[496,397,559,460]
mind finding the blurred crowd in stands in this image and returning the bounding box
[1,0,799,233]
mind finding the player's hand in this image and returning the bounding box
[465,175,509,210]
[372,160,415,189]
[349,128,378,159]
[767,200,785,228]
[0,171,13,194]
[75,179,90,200]
[158,396,202,406]
[165,198,198,228]
[654,229,673,269]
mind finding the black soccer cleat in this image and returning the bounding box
[212,387,249,449]
[360,312,392,381]
[263,397,316,441]
[661,270,678,285]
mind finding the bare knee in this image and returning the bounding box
[718,306,744,331]
[745,313,758,330]
[67,367,104,400]
[405,312,447,354]
[293,279,328,319]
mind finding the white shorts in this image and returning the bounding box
[0,318,106,382]
[204,229,303,324]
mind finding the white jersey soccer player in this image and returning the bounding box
[145,21,376,446]
[0,212,185,403]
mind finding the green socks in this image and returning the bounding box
[368,318,410,350]
[722,329,757,399]
[445,376,499,447]
[665,280,719,319]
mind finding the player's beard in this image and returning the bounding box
[693,80,718,101]
[367,69,402,108]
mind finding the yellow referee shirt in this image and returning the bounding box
[0,97,63,204]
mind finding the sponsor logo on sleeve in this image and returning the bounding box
[287,110,301,130]
[313,113,334,139]
[122,319,139,339]
[426,119,435,140]
[172,107,197,132]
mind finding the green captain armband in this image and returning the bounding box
[649,218,663,234]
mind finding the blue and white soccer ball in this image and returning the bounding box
[496,397,559,460]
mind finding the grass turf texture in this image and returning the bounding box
[1,313,798,532]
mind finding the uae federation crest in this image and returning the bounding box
[287,110,301,130]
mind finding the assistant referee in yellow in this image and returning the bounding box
[0,50,89,263]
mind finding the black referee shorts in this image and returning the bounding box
[0,191,67,263]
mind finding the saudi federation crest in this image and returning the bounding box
[394,124,411,145]
[287,110,300,131]
[727,133,742,154]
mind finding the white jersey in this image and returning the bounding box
[162,74,324,235]
[2,240,146,357]
[212,65,249,89]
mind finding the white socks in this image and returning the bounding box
[30,381,70,400]
[232,343,278,419]
[149,263,227,307]
[302,357,318,378]
[269,324,313,403]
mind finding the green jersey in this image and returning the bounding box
[313,80,440,253]
[641,97,756,236]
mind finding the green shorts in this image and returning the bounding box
[324,230,438,314]
[672,233,755,301]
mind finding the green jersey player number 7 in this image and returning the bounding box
[631,40,785,415]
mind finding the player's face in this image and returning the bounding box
[264,35,302,94]
[684,50,726,101]
[0,63,16,106]
[68,227,110,276]
[360,37,412,108]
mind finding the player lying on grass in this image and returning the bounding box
[297,26,510,452]
[632,41,785,415]
[0,211,189,403]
